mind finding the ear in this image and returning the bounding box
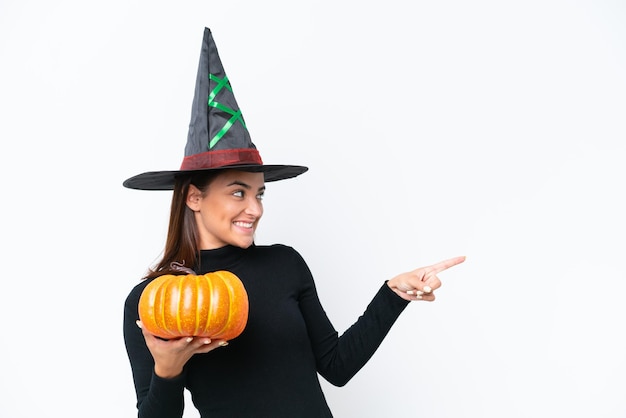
[186,184,203,211]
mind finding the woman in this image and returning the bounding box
[123,28,465,417]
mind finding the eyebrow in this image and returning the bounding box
[227,181,266,192]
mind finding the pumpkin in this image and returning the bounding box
[138,270,249,340]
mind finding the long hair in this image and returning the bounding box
[144,171,218,280]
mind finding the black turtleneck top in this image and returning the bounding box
[123,244,409,417]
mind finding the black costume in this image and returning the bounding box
[124,244,409,417]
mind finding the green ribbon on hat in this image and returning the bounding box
[208,74,248,149]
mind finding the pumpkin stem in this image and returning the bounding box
[170,261,196,275]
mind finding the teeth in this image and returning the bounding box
[234,221,253,228]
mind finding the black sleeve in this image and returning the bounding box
[293,249,410,386]
[123,282,186,418]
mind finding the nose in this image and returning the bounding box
[245,196,263,218]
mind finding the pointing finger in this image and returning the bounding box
[428,256,466,275]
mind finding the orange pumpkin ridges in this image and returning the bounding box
[138,271,249,341]
[193,275,204,336]
[213,271,247,339]
[206,275,223,336]
[209,272,232,339]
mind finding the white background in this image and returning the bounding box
[1,1,625,417]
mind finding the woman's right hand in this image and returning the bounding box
[136,320,228,379]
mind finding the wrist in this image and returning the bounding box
[154,364,183,379]
[386,278,398,290]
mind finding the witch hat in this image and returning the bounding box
[123,28,308,190]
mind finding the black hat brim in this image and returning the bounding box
[123,164,308,190]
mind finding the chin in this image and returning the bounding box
[232,238,254,249]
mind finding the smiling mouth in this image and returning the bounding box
[233,221,254,229]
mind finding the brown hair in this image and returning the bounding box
[144,171,219,280]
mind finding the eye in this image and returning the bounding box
[232,190,244,198]
[256,191,265,201]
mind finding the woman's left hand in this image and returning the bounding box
[387,256,466,302]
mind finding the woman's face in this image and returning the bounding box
[187,170,265,250]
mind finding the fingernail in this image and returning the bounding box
[423,286,432,293]
[186,337,193,343]
[204,339,211,345]
[407,290,424,296]
[219,341,229,347]
[416,295,423,300]
[136,320,142,329]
